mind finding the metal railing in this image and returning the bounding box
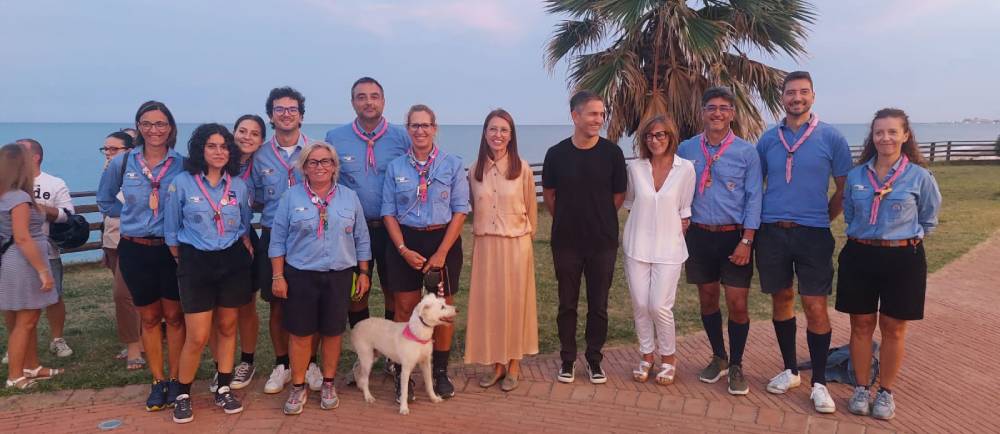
[59,139,1000,254]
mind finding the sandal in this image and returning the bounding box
[655,363,676,385]
[127,357,147,371]
[24,365,63,380]
[633,360,653,382]
[5,376,37,390]
[114,348,129,360]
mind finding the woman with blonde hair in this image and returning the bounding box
[622,115,696,385]
[465,109,538,392]
[0,144,62,389]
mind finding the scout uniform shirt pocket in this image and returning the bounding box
[290,206,319,235]
[430,172,454,218]
[714,163,746,193]
[850,185,874,221]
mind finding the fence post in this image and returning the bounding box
[995,135,999,157]
[946,141,952,161]
[929,142,936,162]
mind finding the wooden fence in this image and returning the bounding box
[59,139,1000,255]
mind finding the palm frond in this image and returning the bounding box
[545,18,608,71]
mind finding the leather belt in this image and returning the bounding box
[693,223,743,232]
[850,238,921,248]
[772,221,801,229]
[122,236,165,247]
[406,224,447,232]
[367,219,384,229]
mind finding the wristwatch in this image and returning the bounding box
[740,238,753,245]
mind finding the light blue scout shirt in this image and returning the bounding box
[97,147,186,237]
[268,183,372,272]
[325,122,411,221]
[756,118,853,228]
[251,134,306,227]
[380,149,471,228]
[163,172,252,251]
[843,157,941,240]
[677,133,763,229]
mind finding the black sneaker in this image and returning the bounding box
[214,386,244,414]
[172,394,193,423]
[166,379,181,407]
[145,380,169,411]
[587,361,607,384]
[557,361,575,383]
[433,368,455,399]
[393,364,416,404]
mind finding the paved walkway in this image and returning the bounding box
[3,232,999,433]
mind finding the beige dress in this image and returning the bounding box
[464,155,539,364]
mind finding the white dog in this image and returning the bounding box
[351,293,457,415]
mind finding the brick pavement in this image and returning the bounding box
[2,232,999,433]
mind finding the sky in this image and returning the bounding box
[2,0,999,124]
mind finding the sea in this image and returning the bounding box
[2,121,998,262]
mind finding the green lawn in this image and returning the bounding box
[2,163,998,396]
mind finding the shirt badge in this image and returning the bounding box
[125,171,139,179]
[189,196,203,203]
[227,218,237,227]
[167,184,176,193]
[441,190,450,199]
[343,155,355,162]
[262,168,275,175]
[853,184,866,191]
[726,181,737,192]
[345,225,353,234]
[396,176,410,183]
[294,207,307,212]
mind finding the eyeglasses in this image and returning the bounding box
[138,121,170,131]
[305,158,335,168]
[99,146,127,154]
[702,105,734,114]
[273,106,300,115]
[407,123,435,131]
[486,126,511,136]
[644,131,670,141]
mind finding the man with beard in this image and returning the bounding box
[754,71,852,413]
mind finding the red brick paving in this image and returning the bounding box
[3,232,1000,433]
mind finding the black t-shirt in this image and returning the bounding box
[541,137,627,251]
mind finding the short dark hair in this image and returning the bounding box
[570,90,603,112]
[15,138,43,163]
[233,114,267,139]
[351,77,384,98]
[702,86,736,106]
[782,70,813,92]
[134,100,178,149]
[265,87,306,127]
[106,131,135,149]
[183,123,241,176]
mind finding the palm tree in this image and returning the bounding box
[545,0,816,142]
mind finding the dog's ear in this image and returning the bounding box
[421,293,437,304]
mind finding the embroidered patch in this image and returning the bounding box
[192,213,203,224]
[441,190,450,199]
[125,171,139,179]
[294,207,307,212]
[345,225,353,233]
[396,176,410,183]
[853,184,866,191]
[726,181,737,192]
[892,203,902,212]
[167,184,177,193]
[262,168,275,175]
[343,155,355,162]
[227,218,236,227]
[267,187,275,196]
[189,196,203,203]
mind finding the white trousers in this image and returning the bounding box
[624,256,682,357]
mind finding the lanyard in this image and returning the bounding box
[304,182,337,237]
[698,131,735,195]
[269,133,307,186]
[193,173,234,236]
[778,113,819,183]
[865,155,909,225]
[351,117,388,173]
[136,151,174,217]
[407,146,439,203]
[240,159,253,181]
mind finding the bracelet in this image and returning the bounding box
[272,275,284,280]
[359,269,372,277]
[397,244,407,253]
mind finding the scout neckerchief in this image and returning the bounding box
[407,146,439,203]
[268,133,307,186]
[865,155,910,225]
[698,130,736,195]
[240,159,253,181]
[136,150,174,217]
[305,181,336,237]
[778,113,819,183]
[351,117,388,173]
[193,172,234,236]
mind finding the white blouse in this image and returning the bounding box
[622,157,696,264]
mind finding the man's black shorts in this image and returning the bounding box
[755,223,834,296]
[684,225,753,288]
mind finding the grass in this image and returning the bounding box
[1,163,998,396]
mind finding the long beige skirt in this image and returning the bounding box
[464,234,539,365]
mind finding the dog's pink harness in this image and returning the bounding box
[402,325,431,344]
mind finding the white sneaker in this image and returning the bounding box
[766,369,801,394]
[810,383,836,414]
[264,365,291,394]
[50,338,74,358]
[306,362,323,391]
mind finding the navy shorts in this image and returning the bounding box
[282,265,351,337]
[118,238,180,307]
[684,225,754,288]
[836,240,926,321]
[384,226,461,295]
[755,223,834,296]
[177,243,254,313]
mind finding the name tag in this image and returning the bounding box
[125,172,140,179]
[852,184,866,191]
[395,176,410,183]
[343,155,355,162]
[294,207,307,212]
[189,196,203,203]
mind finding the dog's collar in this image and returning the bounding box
[402,325,432,345]
[418,313,432,329]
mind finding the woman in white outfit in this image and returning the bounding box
[622,115,695,385]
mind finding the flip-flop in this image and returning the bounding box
[23,366,63,380]
[126,357,146,371]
